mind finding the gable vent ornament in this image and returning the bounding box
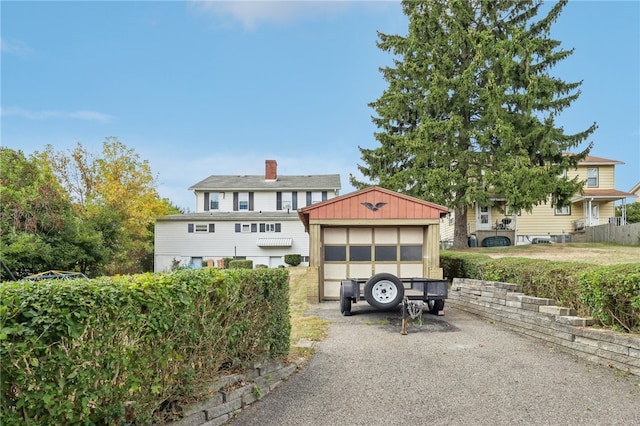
[361,202,387,212]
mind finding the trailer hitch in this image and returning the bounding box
[401,297,424,335]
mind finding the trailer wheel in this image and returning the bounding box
[340,283,352,316]
[428,299,445,314]
[364,273,404,310]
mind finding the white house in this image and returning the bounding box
[154,160,341,271]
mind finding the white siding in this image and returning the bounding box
[154,218,309,272]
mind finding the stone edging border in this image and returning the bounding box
[448,277,640,376]
[164,359,301,426]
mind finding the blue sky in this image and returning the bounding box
[2,1,639,211]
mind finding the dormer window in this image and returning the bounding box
[282,193,292,210]
[209,193,219,210]
[587,168,599,188]
[238,192,249,210]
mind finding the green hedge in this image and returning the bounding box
[440,251,640,333]
[0,267,290,425]
[229,260,253,269]
[284,254,301,267]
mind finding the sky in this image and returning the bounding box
[2,0,639,212]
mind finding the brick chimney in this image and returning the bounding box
[265,160,277,181]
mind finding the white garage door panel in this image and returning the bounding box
[324,281,342,299]
[324,228,347,244]
[349,228,372,244]
[400,227,423,243]
[374,228,397,244]
[324,263,347,280]
[349,264,373,279]
[374,264,399,275]
[400,263,423,278]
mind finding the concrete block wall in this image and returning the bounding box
[448,278,640,377]
[165,359,299,426]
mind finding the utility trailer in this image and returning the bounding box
[339,272,448,317]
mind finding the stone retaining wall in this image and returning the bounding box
[448,278,640,376]
[164,359,299,426]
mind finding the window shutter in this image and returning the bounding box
[275,223,281,233]
[235,223,241,233]
[249,192,254,211]
[233,192,239,211]
[260,223,265,232]
[188,224,194,233]
[251,223,257,233]
[306,191,312,206]
[292,192,298,210]
[204,192,210,211]
[322,191,327,201]
[208,224,215,233]
[276,192,282,210]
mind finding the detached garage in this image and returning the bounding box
[298,186,449,302]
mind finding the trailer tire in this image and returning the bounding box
[340,283,352,316]
[428,299,445,314]
[364,273,404,310]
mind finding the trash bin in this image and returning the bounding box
[468,234,477,248]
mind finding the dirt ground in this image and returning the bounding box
[453,242,640,265]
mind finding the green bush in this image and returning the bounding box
[222,257,234,269]
[0,268,290,425]
[284,254,302,267]
[579,264,640,332]
[229,260,253,269]
[440,250,639,332]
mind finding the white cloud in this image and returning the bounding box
[0,38,34,56]
[1,107,114,123]
[187,0,357,30]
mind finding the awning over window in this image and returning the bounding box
[256,238,293,247]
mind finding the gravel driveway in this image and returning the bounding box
[228,302,640,426]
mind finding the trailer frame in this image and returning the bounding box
[339,273,448,316]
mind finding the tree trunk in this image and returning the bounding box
[452,205,470,249]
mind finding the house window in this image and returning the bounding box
[235,223,256,233]
[480,206,490,225]
[282,193,292,210]
[209,193,219,210]
[238,192,249,210]
[260,223,277,232]
[189,223,215,233]
[312,192,323,204]
[587,168,599,187]
[555,205,571,216]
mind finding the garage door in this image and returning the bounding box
[322,226,424,299]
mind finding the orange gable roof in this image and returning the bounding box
[298,186,449,230]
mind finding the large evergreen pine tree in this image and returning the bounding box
[352,0,596,248]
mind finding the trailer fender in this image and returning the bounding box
[340,280,357,299]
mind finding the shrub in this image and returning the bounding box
[229,260,253,269]
[0,268,290,424]
[284,254,302,267]
[579,264,640,332]
[440,250,639,331]
[222,257,234,269]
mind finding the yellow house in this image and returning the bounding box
[441,155,634,247]
[630,182,640,201]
